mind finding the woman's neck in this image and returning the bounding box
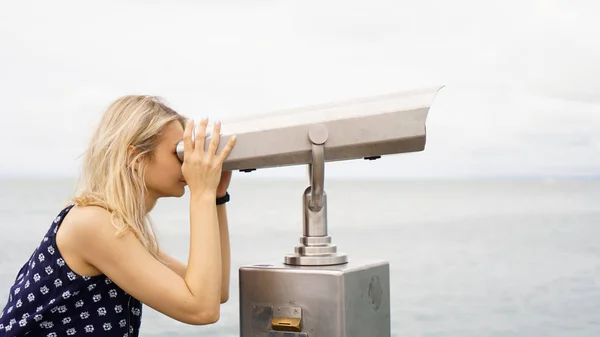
[144,194,158,214]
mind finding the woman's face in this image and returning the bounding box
[144,121,188,200]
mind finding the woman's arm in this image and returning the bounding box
[157,249,187,278]
[216,203,230,303]
[158,202,231,303]
[71,195,223,325]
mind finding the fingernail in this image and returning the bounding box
[216,120,221,125]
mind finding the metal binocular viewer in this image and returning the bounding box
[177,85,444,337]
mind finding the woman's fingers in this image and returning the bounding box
[194,118,209,153]
[207,121,221,156]
[218,135,237,163]
[189,118,235,165]
[182,119,194,155]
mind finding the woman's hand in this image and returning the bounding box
[182,119,236,198]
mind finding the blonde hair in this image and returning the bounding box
[71,95,187,259]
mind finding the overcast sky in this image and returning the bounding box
[1,0,599,179]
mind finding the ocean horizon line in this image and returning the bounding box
[1,174,599,182]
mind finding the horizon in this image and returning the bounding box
[1,172,599,182]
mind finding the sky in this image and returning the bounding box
[0,0,599,180]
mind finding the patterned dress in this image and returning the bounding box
[0,204,143,336]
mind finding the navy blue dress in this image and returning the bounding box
[0,204,143,336]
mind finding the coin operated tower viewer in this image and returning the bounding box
[178,86,444,337]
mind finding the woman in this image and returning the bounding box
[0,95,237,336]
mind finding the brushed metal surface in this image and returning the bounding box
[177,86,443,171]
[308,143,325,212]
[239,259,391,337]
[302,187,327,237]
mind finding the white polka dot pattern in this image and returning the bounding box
[0,205,142,336]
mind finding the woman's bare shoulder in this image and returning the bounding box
[63,205,114,229]
[58,204,123,254]
[56,204,116,276]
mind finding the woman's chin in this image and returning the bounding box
[173,185,187,198]
[159,185,187,199]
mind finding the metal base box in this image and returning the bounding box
[239,259,391,337]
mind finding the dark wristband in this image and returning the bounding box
[216,192,230,205]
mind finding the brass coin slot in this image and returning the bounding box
[271,317,301,332]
